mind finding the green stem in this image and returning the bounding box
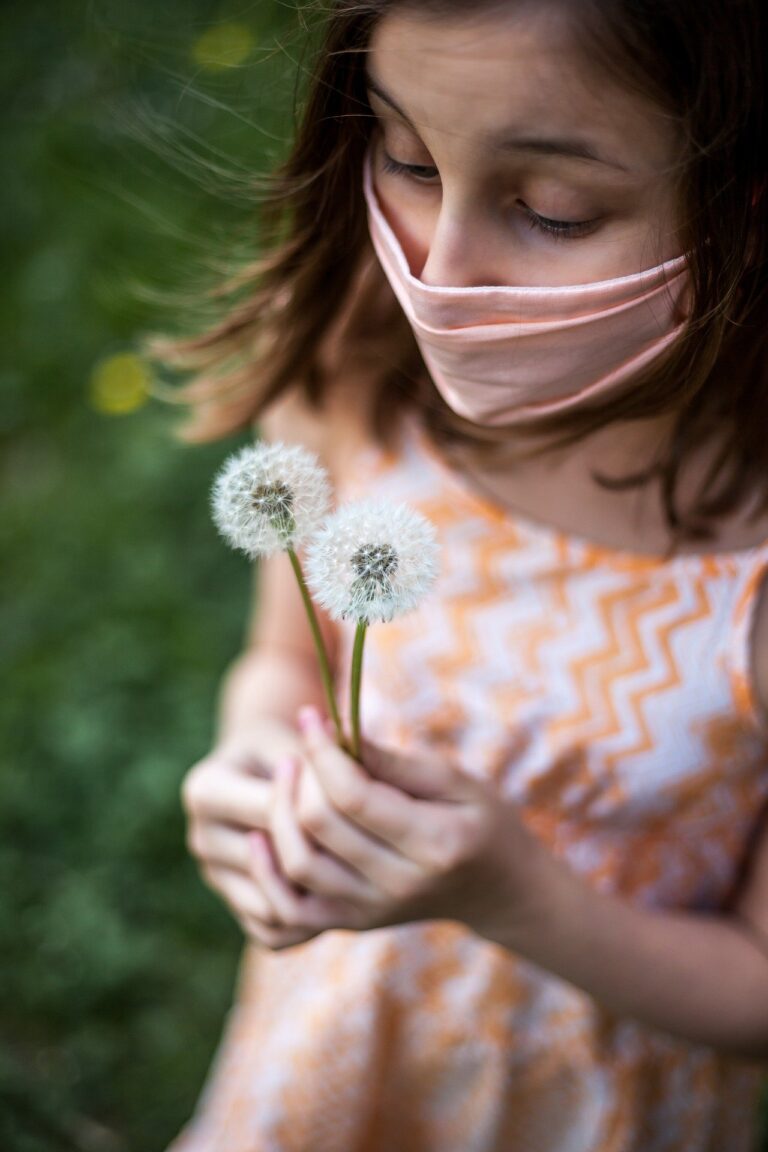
[350,620,368,762]
[287,548,346,749]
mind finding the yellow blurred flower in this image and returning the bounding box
[191,22,254,71]
[89,353,150,415]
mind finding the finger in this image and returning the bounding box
[359,736,476,803]
[298,706,450,863]
[359,738,457,800]
[208,742,274,779]
[271,757,379,905]
[298,706,419,840]
[188,823,257,875]
[294,751,427,898]
[241,914,319,952]
[249,831,358,932]
[201,863,280,925]
[184,765,272,829]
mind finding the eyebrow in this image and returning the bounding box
[365,74,629,172]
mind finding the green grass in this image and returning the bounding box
[1,2,766,1148]
[1,3,294,1147]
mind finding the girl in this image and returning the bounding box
[162,2,768,1149]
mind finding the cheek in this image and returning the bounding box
[373,177,434,279]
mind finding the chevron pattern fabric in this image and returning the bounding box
[168,420,768,1152]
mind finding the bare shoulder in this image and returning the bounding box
[257,382,374,486]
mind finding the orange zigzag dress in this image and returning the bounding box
[168,418,768,1152]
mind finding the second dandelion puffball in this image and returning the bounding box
[304,499,440,624]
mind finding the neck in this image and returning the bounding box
[443,412,712,555]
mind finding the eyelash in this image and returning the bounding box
[381,154,438,182]
[380,153,596,241]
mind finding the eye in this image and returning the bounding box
[518,202,598,241]
[381,152,439,182]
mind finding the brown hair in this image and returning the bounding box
[146,0,768,544]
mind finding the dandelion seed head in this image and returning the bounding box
[211,441,332,558]
[251,480,295,539]
[305,499,440,624]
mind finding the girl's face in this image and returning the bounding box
[367,5,684,288]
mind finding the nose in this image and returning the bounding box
[418,199,505,288]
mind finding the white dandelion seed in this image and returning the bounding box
[210,439,345,745]
[211,441,332,558]
[305,498,440,758]
[304,499,440,625]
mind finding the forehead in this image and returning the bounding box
[367,7,678,174]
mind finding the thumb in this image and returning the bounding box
[359,737,471,802]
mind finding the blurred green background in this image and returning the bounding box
[2,2,767,1150]
[2,2,298,1148]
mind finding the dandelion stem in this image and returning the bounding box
[287,548,346,749]
[350,620,367,762]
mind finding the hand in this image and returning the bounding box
[251,706,556,951]
[181,725,351,944]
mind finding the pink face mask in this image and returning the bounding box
[362,151,690,426]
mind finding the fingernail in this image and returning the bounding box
[297,706,323,734]
[276,756,295,781]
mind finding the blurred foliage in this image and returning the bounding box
[1,1,300,1148]
[1,1,766,1150]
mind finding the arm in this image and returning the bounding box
[216,557,338,744]
[503,834,768,1060]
